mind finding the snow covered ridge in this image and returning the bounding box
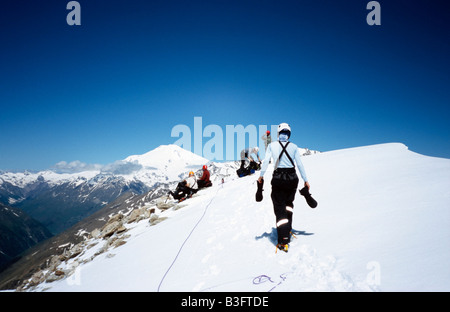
[10,142,450,292]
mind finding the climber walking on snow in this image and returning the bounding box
[257,123,310,252]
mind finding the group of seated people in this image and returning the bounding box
[169,165,212,201]
[237,146,262,177]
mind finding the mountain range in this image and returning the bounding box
[0,145,210,235]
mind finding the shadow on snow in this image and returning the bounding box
[255,228,314,245]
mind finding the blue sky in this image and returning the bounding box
[1,0,449,170]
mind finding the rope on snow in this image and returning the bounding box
[157,186,221,292]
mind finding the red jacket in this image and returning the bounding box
[199,169,210,182]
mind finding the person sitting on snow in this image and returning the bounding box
[198,165,212,188]
[239,146,261,171]
[169,171,198,200]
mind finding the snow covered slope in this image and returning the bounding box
[29,143,450,292]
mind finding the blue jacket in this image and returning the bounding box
[259,141,308,182]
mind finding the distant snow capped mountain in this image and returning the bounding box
[125,144,208,169]
[0,145,208,189]
[0,145,209,235]
[122,144,209,183]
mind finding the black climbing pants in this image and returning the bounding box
[271,168,299,244]
[171,182,196,200]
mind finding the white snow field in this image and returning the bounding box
[31,143,450,292]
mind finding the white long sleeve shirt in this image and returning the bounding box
[259,140,308,182]
[185,176,198,189]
